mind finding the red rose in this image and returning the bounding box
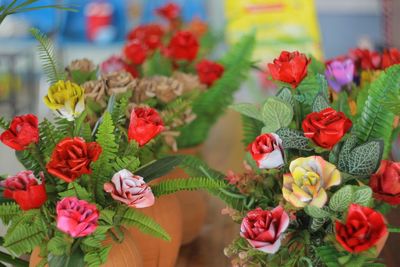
[381,48,400,69]
[123,63,139,78]
[47,137,102,183]
[0,114,39,151]
[127,24,164,50]
[240,206,289,254]
[268,51,311,88]
[302,107,352,149]
[123,40,147,65]
[247,133,284,169]
[370,160,400,205]
[156,3,180,21]
[1,171,47,210]
[335,203,387,253]
[128,107,164,146]
[165,31,199,62]
[349,48,381,71]
[196,60,225,87]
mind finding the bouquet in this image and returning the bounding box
[217,50,400,266]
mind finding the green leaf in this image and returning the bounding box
[241,115,263,146]
[295,74,328,105]
[0,203,21,225]
[329,185,352,212]
[312,93,330,112]
[59,182,92,201]
[352,186,372,207]
[0,117,10,130]
[304,205,331,219]
[47,236,71,256]
[136,156,182,183]
[310,217,327,232]
[99,210,115,225]
[120,209,170,241]
[83,246,111,267]
[261,97,293,132]
[48,247,85,267]
[70,70,97,85]
[230,103,263,121]
[308,54,325,74]
[332,91,353,119]
[276,87,294,107]
[276,128,312,151]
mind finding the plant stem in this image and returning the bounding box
[0,251,28,267]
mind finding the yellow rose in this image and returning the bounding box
[282,156,341,208]
[44,80,85,121]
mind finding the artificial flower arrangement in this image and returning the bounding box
[209,50,400,266]
[66,2,256,153]
[0,29,223,267]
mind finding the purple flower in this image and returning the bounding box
[325,59,354,92]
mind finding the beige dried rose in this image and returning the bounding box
[67,58,96,73]
[81,80,106,104]
[152,76,183,103]
[172,71,206,93]
[102,71,137,95]
[170,108,196,128]
[131,78,157,103]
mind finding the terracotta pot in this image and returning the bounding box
[29,229,143,267]
[129,192,182,267]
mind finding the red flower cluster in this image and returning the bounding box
[335,204,387,253]
[268,51,311,88]
[349,48,400,71]
[128,107,164,146]
[165,31,199,62]
[156,2,181,21]
[127,24,164,50]
[0,114,39,151]
[370,160,400,205]
[381,48,400,69]
[47,137,102,183]
[123,40,147,65]
[196,60,224,86]
[302,107,352,149]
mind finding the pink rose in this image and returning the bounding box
[240,206,289,254]
[104,169,155,208]
[56,197,99,237]
[100,55,126,74]
[247,133,284,169]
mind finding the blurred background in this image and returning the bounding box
[0,0,399,266]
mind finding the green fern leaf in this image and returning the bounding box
[83,246,111,267]
[58,182,92,201]
[0,203,21,225]
[0,117,10,130]
[353,64,400,157]
[80,122,93,142]
[112,155,140,173]
[15,149,42,176]
[39,119,64,157]
[111,96,128,127]
[151,177,225,196]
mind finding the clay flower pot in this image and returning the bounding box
[29,229,143,267]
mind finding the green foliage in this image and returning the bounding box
[329,185,352,212]
[382,86,400,115]
[0,116,10,130]
[136,156,182,182]
[312,93,330,112]
[48,248,85,267]
[332,91,353,119]
[39,119,64,157]
[111,96,129,128]
[308,55,325,74]
[177,154,225,179]
[82,226,110,266]
[112,155,141,173]
[310,217,327,232]
[295,74,329,105]
[47,236,71,256]
[276,87,294,107]
[230,103,263,121]
[59,182,92,202]
[30,28,65,85]
[353,65,400,157]
[79,123,92,142]
[83,246,111,267]
[144,50,172,76]
[241,115,263,146]
[304,205,331,219]
[15,149,42,176]
[276,128,312,151]
[120,209,170,241]
[0,203,21,225]
[70,70,97,85]
[151,177,226,196]
[261,97,293,132]
[316,245,346,267]
[177,32,256,147]
[352,186,372,207]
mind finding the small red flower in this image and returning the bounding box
[381,48,400,69]
[156,2,181,21]
[370,160,400,205]
[128,107,164,146]
[196,60,225,86]
[268,51,311,88]
[123,40,147,65]
[349,48,381,71]
[165,31,199,62]
[247,133,284,169]
[127,24,164,50]
[47,137,102,183]
[335,204,387,253]
[1,171,47,210]
[0,114,39,151]
[302,107,352,149]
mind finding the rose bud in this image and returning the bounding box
[156,2,181,21]
[325,59,355,92]
[283,156,341,208]
[123,40,147,65]
[381,48,400,69]
[369,160,400,205]
[165,31,199,62]
[127,24,164,50]
[240,206,289,254]
[335,203,387,253]
[128,107,164,146]
[247,133,284,169]
[302,107,352,149]
[268,51,311,88]
[196,60,225,87]
[46,137,102,183]
[1,171,47,210]
[104,169,155,208]
[0,114,39,151]
[56,197,99,238]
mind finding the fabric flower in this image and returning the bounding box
[46,137,102,183]
[102,71,137,95]
[247,133,284,169]
[156,2,181,21]
[1,171,47,210]
[302,107,352,149]
[0,114,39,151]
[240,207,289,254]
[381,48,400,69]
[43,80,85,121]
[335,203,387,253]
[369,160,400,205]
[127,24,164,50]
[128,107,164,146]
[56,197,99,238]
[196,60,225,87]
[165,31,199,62]
[100,55,126,74]
[349,48,381,71]
[104,169,155,208]
[325,59,354,92]
[66,58,95,73]
[268,51,311,88]
[123,40,147,65]
[282,156,341,208]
